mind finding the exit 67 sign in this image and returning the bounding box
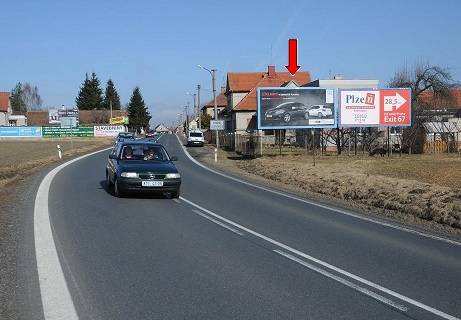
[340,89,411,127]
[380,89,411,126]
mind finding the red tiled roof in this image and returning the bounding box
[233,72,311,111]
[227,70,311,93]
[203,92,227,108]
[419,88,461,110]
[0,92,10,112]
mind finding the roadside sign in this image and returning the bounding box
[210,120,225,130]
[380,89,411,126]
[42,126,94,137]
[0,126,42,138]
[110,116,129,125]
[257,87,337,129]
[339,89,411,127]
[94,125,125,137]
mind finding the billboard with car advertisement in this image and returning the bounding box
[339,89,411,127]
[257,87,336,129]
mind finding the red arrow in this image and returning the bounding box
[285,38,300,75]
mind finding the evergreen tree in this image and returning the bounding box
[75,72,103,109]
[75,73,91,110]
[10,82,26,113]
[127,86,151,133]
[103,79,121,110]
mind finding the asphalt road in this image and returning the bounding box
[33,133,461,319]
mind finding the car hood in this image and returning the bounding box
[118,160,178,173]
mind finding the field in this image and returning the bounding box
[0,138,113,186]
[192,145,461,236]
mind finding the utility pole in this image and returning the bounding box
[197,84,201,130]
[211,69,219,149]
[110,99,113,120]
[185,103,189,136]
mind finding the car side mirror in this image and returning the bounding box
[170,156,178,161]
[109,154,118,160]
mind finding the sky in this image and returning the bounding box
[1,0,460,127]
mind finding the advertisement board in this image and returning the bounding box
[48,107,79,125]
[110,116,129,125]
[339,89,411,127]
[42,126,94,137]
[257,87,336,129]
[210,120,225,130]
[0,126,42,138]
[94,125,125,137]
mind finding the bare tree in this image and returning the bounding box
[388,62,457,153]
[21,83,43,111]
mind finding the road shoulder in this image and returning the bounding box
[180,137,461,242]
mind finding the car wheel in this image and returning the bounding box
[171,188,180,198]
[114,177,123,197]
[318,112,323,118]
[283,113,291,123]
[106,171,113,188]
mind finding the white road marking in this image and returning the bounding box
[273,249,408,312]
[179,196,460,320]
[35,147,112,320]
[192,209,244,236]
[174,134,461,247]
[172,198,181,204]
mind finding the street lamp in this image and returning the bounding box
[198,65,219,157]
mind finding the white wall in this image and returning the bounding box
[235,111,255,131]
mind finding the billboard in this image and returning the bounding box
[210,120,225,130]
[48,107,79,125]
[42,126,94,137]
[110,116,129,125]
[0,126,42,138]
[257,87,336,129]
[94,125,125,137]
[339,89,411,127]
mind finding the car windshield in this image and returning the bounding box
[120,144,169,161]
[190,132,202,137]
[118,133,134,138]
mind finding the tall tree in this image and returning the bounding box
[103,79,121,110]
[75,72,103,110]
[10,82,26,113]
[127,86,151,133]
[21,83,42,110]
[75,73,91,110]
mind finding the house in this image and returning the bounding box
[154,123,169,133]
[223,65,311,133]
[201,87,227,118]
[8,114,27,126]
[0,92,12,126]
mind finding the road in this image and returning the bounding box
[31,133,460,320]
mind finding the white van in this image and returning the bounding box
[187,130,204,147]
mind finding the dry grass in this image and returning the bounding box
[0,138,113,186]
[233,153,461,231]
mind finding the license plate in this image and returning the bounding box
[142,180,163,187]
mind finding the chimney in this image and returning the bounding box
[268,65,276,78]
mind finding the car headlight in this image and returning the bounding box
[121,172,139,178]
[165,173,180,179]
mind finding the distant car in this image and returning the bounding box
[116,132,135,142]
[187,130,204,147]
[106,141,181,198]
[305,105,332,118]
[264,102,307,123]
[145,132,155,138]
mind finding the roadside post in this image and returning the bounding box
[57,144,62,159]
[210,120,225,162]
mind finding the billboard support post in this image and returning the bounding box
[312,129,315,166]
